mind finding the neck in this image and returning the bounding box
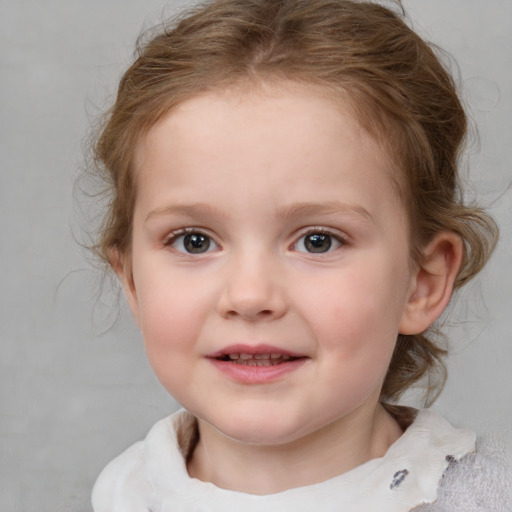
[187,403,402,495]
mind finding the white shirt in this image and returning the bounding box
[92,409,476,512]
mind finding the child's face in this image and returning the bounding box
[123,85,418,445]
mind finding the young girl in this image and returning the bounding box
[89,0,509,510]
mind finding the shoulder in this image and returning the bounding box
[91,410,190,512]
[436,440,512,512]
[415,436,512,512]
[91,440,150,512]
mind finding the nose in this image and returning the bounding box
[216,252,287,321]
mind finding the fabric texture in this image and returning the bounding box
[415,436,512,512]
[92,409,511,512]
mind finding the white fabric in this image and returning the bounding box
[92,409,490,512]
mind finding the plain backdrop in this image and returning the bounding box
[1,1,511,510]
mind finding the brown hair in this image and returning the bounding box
[91,0,497,404]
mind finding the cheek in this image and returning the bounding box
[137,286,203,397]
[133,270,209,367]
[296,260,406,361]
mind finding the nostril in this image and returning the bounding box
[226,308,275,320]
[226,309,278,320]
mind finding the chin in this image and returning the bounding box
[225,427,298,446]
[206,411,311,446]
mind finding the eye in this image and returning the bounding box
[293,230,343,254]
[166,231,219,254]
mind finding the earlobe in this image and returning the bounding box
[109,247,141,328]
[399,233,463,335]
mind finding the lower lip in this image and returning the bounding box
[208,358,307,384]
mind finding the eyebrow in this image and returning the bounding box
[145,203,229,223]
[276,201,375,224]
[145,201,374,224]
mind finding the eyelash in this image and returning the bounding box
[292,227,348,254]
[163,228,220,254]
[163,226,348,255]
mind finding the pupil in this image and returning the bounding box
[184,233,210,253]
[305,233,331,253]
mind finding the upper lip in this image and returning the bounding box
[206,343,306,359]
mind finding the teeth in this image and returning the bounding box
[254,354,271,360]
[239,359,275,366]
[223,353,296,365]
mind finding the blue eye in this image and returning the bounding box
[168,232,218,254]
[294,231,342,253]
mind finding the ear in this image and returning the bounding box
[109,247,141,328]
[399,232,463,335]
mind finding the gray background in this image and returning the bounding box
[1,1,511,510]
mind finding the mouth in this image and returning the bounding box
[214,353,301,366]
[207,345,308,383]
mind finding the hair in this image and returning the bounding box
[90,0,498,405]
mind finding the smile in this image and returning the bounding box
[217,353,296,366]
[207,345,308,383]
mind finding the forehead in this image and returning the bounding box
[133,83,404,224]
[136,82,397,172]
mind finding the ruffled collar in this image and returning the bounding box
[144,409,476,512]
